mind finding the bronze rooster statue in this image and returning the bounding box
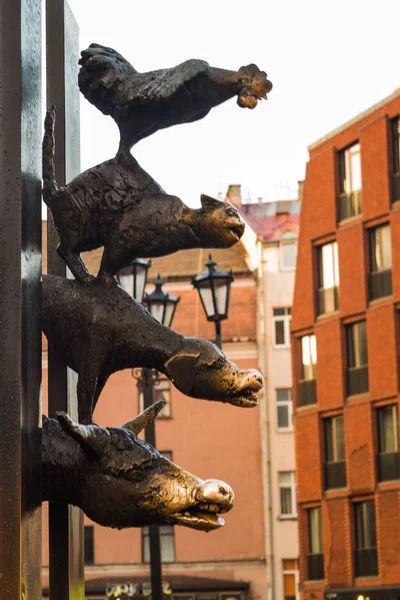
[79,44,273,151]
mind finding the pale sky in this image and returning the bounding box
[67,0,400,207]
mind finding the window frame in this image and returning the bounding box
[276,388,293,431]
[324,415,345,464]
[142,524,175,564]
[392,116,400,175]
[84,525,94,565]
[283,560,300,600]
[369,224,392,274]
[308,507,323,555]
[273,307,292,348]
[301,334,317,381]
[280,231,298,271]
[339,143,362,194]
[377,405,399,454]
[278,471,297,519]
[139,377,172,418]
[317,241,339,315]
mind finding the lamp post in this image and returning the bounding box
[117,262,179,600]
[191,254,234,348]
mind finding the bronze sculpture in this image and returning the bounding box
[42,274,264,424]
[43,401,234,530]
[43,107,245,283]
[79,44,273,151]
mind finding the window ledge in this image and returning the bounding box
[316,310,340,321]
[324,487,348,498]
[277,428,294,434]
[297,403,317,412]
[346,391,369,400]
[278,515,298,521]
[377,479,400,489]
[273,344,291,350]
[368,294,393,307]
[338,214,362,226]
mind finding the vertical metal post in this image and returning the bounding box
[0,0,42,598]
[142,369,163,600]
[215,319,222,349]
[46,1,84,598]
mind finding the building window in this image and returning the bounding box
[84,525,94,565]
[307,507,324,580]
[317,242,339,315]
[338,143,362,221]
[368,224,392,301]
[392,117,400,202]
[324,415,346,489]
[377,405,400,482]
[277,388,293,431]
[346,321,369,396]
[354,501,378,577]
[142,525,175,563]
[139,378,172,417]
[283,559,299,600]
[280,231,298,270]
[273,307,292,347]
[278,471,297,518]
[298,335,317,407]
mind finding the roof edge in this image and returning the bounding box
[308,87,400,152]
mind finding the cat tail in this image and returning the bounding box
[42,105,58,204]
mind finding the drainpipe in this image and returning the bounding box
[257,242,275,600]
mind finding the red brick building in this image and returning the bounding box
[291,88,400,600]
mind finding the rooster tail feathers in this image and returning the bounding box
[42,105,58,205]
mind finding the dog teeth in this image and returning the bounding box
[185,512,191,517]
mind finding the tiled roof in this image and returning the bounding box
[243,212,300,241]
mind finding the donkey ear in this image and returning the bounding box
[200,194,224,212]
[164,353,200,394]
[122,400,166,434]
[56,411,105,456]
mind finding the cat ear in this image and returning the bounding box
[200,194,224,212]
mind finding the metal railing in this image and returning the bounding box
[368,269,392,301]
[346,365,369,396]
[307,553,324,580]
[392,172,400,203]
[317,286,339,316]
[324,461,346,490]
[298,379,317,407]
[354,548,378,577]
[377,451,400,482]
[338,190,362,221]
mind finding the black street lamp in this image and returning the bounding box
[192,254,234,348]
[145,274,180,327]
[117,263,179,600]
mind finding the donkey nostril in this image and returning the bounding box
[219,486,228,496]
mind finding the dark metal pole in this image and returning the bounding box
[46,1,84,597]
[215,319,222,349]
[142,368,163,600]
[0,0,42,597]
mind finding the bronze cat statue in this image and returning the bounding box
[42,106,245,283]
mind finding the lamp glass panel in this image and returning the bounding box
[214,279,229,315]
[134,267,147,304]
[163,301,175,328]
[118,273,134,297]
[198,284,216,318]
[150,302,164,324]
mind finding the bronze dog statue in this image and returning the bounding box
[78,43,273,151]
[42,275,263,424]
[43,401,234,530]
[43,107,245,283]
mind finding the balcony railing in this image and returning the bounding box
[346,365,369,396]
[354,548,378,577]
[298,379,317,407]
[338,190,362,221]
[377,451,400,482]
[317,286,339,316]
[307,553,324,580]
[392,172,400,203]
[368,269,392,301]
[324,460,346,490]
